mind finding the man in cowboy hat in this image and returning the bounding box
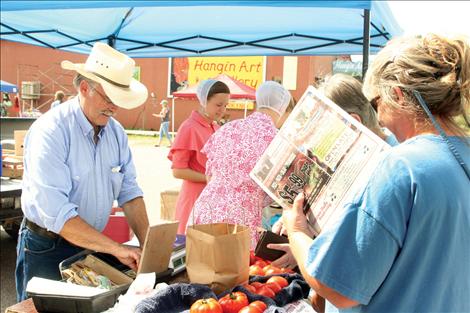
[16,42,150,301]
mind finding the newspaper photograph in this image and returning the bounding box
[250,86,390,235]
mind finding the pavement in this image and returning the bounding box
[0,141,180,311]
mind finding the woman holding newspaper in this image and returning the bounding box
[281,34,470,312]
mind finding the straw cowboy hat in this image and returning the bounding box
[61,42,148,109]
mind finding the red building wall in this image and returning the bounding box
[1,40,335,130]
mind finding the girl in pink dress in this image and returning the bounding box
[168,79,230,234]
[193,81,293,248]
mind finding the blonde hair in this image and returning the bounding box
[363,34,470,132]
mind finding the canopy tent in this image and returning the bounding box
[1,1,401,67]
[173,74,256,100]
[172,73,256,130]
[0,80,18,93]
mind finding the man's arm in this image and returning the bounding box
[60,216,142,270]
[121,196,149,246]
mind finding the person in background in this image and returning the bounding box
[322,73,399,146]
[153,99,173,147]
[168,79,230,234]
[282,34,470,313]
[192,81,293,248]
[50,90,65,109]
[16,42,150,301]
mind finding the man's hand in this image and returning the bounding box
[268,243,297,269]
[113,244,142,271]
[282,192,310,236]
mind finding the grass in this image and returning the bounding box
[128,134,173,146]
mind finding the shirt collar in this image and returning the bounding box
[72,97,107,138]
[191,110,217,128]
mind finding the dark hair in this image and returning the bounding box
[207,81,230,100]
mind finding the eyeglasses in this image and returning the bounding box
[92,88,114,105]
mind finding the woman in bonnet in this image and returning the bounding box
[192,81,293,248]
[168,79,230,234]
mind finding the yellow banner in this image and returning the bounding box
[187,56,264,89]
[227,100,255,110]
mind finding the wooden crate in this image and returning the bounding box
[2,155,24,178]
[14,130,28,156]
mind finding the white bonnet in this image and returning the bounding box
[196,79,218,107]
[256,81,291,116]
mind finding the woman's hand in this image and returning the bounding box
[271,218,288,236]
[282,192,310,236]
[268,243,298,269]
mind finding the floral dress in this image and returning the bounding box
[193,112,277,248]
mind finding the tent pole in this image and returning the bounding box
[362,9,370,79]
[171,98,175,140]
[244,100,248,118]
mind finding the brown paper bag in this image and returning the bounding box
[186,223,250,294]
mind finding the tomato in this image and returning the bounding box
[238,306,262,313]
[218,292,249,313]
[263,265,282,276]
[254,260,268,269]
[256,286,276,298]
[266,276,289,288]
[242,284,257,293]
[249,300,267,312]
[265,282,281,294]
[190,298,223,313]
[249,251,256,265]
[249,265,264,276]
[250,282,264,290]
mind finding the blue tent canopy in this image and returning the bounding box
[0,1,401,59]
[0,80,18,93]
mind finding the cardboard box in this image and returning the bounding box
[26,221,179,313]
[14,130,27,156]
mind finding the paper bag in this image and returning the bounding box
[186,223,250,294]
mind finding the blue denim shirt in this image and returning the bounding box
[21,97,143,234]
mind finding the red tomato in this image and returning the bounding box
[249,265,264,276]
[254,260,268,269]
[249,251,256,266]
[263,265,282,276]
[250,282,264,290]
[218,292,249,313]
[242,284,257,293]
[249,300,267,312]
[256,286,276,298]
[266,276,289,288]
[238,306,262,313]
[190,298,223,313]
[265,282,282,294]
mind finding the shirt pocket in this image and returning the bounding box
[109,168,124,200]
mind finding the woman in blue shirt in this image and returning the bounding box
[282,34,470,312]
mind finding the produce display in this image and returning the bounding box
[188,253,301,313]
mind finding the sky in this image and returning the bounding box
[387,1,470,37]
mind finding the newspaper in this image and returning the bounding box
[250,86,390,235]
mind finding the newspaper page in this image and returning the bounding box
[250,86,390,235]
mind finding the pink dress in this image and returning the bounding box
[168,110,220,234]
[193,112,277,248]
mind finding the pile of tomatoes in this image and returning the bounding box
[189,254,294,313]
[189,291,267,313]
[249,251,293,277]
